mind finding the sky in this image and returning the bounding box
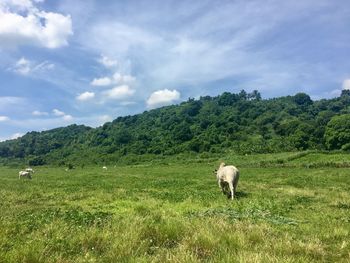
[0,0,350,141]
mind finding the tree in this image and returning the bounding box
[294,93,313,106]
[181,100,202,116]
[248,90,262,101]
[3,89,350,164]
[238,90,248,100]
[341,89,350,97]
[28,156,46,166]
[173,122,193,142]
[218,92,238,106]
[325,114,350,150]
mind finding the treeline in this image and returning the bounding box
[1,89,350,165]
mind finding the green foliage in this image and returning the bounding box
[28,156,46,166]
[1,91,350,165]
[293,92,313,106]
[325,114,350,150]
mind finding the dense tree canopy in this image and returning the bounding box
[1,90,350,165]
[325,114,350,150]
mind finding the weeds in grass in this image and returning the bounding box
[187,207,298,225]
[17,209,113,230]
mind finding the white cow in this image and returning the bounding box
[102,166,107,170]
[25,168,34,173]
[214,162,240,200]
[19,170,32,179]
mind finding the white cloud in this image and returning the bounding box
[10,132,23,139]
[76,91,95,101]
[120,101,136,106]
[113,73,135,84]
[51,109,73,121]
[90,53,136,89]
[90,73,136,87]
[342,79,350,90]
[102,85,135,100]
[0,0,34,10]
[32,61,55,71]
[0,115,10,121]
[0,0,73,49]
[0,96,24,104]
[99,114,112,123]
[147,89,180,108]
[10,57,54,76]
[0,131,24,142]
[98,55,117,68]
[91,77,112,86]
[13,57,30,75]
[62,114,73,121]
[52,109,65,116]
[77,1,350,101]
[32,110,48,116]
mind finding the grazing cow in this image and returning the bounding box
[103,166,107,170]
[25,168,34,173]
[214,162,240,200]
[19,170,32,179]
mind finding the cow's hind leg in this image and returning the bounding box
[228,182,234,200]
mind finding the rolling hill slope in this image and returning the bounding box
[1,90,350,165]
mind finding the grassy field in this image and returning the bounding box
[0,153,350,262]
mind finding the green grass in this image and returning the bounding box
[1,153,350,262]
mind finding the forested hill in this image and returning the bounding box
[1,90,350,165]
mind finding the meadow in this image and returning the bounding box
[0,152,349,262]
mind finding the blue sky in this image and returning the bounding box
[0,0,350,141]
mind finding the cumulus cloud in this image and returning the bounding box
[90,54,136,95]
[342,79,350,90]
[113,73,135,84]
[0,115,10,121]
[32,110,48,116]
[0,0,73,49]
[62,114,73,121]
[98,55,117,68]
[102,85,135,100]
[52,109,65,116]
[52,109,73,121]
[91,73,136,87]
[147,89,180,108]
[76,91,95,101]
[91,77,112,86]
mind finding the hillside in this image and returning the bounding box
[1,90,350,166]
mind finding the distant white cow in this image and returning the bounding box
[214,162,240,200]
[102,166,107,170]
[19,170,32,179]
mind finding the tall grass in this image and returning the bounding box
[0,153,350,262]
